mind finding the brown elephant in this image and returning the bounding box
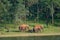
[19,24,29,32]
[33,24,44,32]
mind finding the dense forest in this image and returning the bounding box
[0,0,60,28]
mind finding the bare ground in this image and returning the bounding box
[0,33,60,37]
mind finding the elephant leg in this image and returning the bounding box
[34,29,38,32]
[20,27,24,32]
[35,29,39,32]
[40,28,43,32]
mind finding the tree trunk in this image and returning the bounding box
[50,0,54,25]
[52,12,54,24]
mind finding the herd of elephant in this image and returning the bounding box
[19,24,44,32]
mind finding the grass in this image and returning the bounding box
[0,21,60,35]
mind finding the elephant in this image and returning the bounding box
[33,24,44,32]
[19,24,29,32]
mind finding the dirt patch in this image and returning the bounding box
[0,33,60,37]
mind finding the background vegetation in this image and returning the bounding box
[0,0,60,32]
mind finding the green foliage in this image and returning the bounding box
[0,0,60,28]
[0,0,19,24]
[26,0,60,25]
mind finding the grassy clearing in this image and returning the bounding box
[0,21,60,35]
